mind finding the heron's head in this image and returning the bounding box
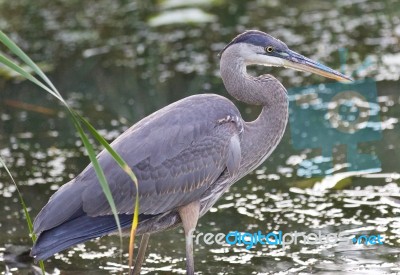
[219,30,352,82]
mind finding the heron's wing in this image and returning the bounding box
[34,95,242,233]
[84,122,240,216]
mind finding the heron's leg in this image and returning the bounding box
[178,201,200,275]
[131,233,151,275]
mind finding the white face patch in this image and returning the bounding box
[252,55,286,67]
[237,44,286,68]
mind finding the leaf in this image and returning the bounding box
[0,156,46,275]
[0,31,61,99]
[0,30,141,269]
[0,54,62,101]
[70,113,124,239]
[77,113,139,269]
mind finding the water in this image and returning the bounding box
[0,0,400,274]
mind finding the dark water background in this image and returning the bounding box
[0,0,400,274]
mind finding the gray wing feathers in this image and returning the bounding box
[82,124,238,216]
[33,180,84,233]
[226,134,241,176]
[33,94,242,234]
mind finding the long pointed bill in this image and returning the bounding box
[281,50,353,82]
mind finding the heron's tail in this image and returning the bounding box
[31,213,134,261]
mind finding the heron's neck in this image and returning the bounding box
[220,54,289,172]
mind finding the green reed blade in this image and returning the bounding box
[0,156,46,275]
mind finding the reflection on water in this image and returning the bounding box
[0,0,400,274]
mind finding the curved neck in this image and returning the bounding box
[220,46,287,107]
[220,48,289,172]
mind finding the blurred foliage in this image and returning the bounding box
[1,0,399,85]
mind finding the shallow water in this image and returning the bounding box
[0,0,400,274]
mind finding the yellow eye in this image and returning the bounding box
[265,46,274,53]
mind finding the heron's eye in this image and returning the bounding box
[265,46,274,53]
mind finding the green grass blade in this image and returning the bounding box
[70,114,123,238]
[0,30,141,268]
[0,31,60,98]
[0,156,46,275]
[0,54,63,102]
[77,113,138,183]
[76,113,140,269]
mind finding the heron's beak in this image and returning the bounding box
[279,49,353,82]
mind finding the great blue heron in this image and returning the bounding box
[30,30,350,274]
